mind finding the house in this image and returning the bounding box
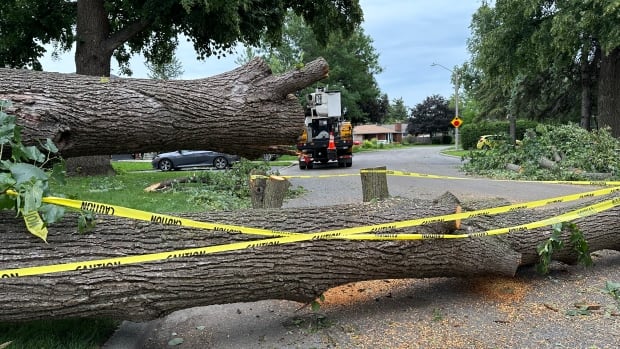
[382,123,409,143]
[352,123,409,144]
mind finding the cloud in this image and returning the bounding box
[360,0,480,106]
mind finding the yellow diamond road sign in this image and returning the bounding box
[451,116,463,128]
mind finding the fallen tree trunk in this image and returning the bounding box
[0,57,328,159]
[1,194,619,322]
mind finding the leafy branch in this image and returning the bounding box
[536,222,592,274]
[0,100,66,241]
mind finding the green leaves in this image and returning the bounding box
[536,224,564,275]
[567,222,593,268]
[311,294,325,312]
[0,99,66,240]
[462,123,620,181]
[536,222,592,275]
[8,163,48,184]
[602,281,620,304]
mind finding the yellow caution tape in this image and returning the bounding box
[254,169,620,187]
[362,169,470,180]
[23,211,48,242]
[346,197,620,240]
[6,185,620,240]
[41,195,298,238]
[368,169,620,186]
[2,185,620,278]
[2,195,618,278]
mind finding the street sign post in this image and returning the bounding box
[450,116,463,150]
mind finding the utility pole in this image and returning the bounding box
[431,63,460,150]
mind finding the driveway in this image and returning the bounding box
[104,146,620,349]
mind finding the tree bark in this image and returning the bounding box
[1,195,619,322]
[68,0,123,176]
[249,174,290,209]
[0,57,329,159]
[65,155,116,176]
[361,166,389,202]
[579,40,596,131]
[598,47,620,137]
[75,0,114,77]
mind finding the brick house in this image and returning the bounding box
[352,123,409,144]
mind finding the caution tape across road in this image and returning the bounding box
[258,169,620,187]
[2,195,619,279]
[31,185,620,239]
[2,185,619,278]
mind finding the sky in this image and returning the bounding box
[39,0,482,109]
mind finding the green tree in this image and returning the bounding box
[0,1,74,70]
[467,0,620,136]
[467,1,580,123]
[0,0,362,77]
[386,97,409,123]
[236,11,382,124]
[146,55,184,80]
[406,95,452,137]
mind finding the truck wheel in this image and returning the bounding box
[299,162,306,170]
[345,160,352,167]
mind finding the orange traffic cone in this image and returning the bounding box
[328,132,336,150]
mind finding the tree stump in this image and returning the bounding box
[249,172,290,208]
[361,166,389,202]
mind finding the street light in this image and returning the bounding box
[431,62,460,150]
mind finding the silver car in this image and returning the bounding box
[151,150,240,171]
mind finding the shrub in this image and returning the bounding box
[462,123,620,180]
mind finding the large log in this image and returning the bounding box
[0,57,329,159]
[1,194,619,322]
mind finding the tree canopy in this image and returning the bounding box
[466,0,620,136]
[237,10,383,124]
[386,97,409,123]
[0,0,363,76]
[406,94,452,136]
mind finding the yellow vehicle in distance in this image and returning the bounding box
[476,134,521,150]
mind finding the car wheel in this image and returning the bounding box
[213,156,228,170]
[482,145,490,150]
[158,159,174,171]
[299,162,306,170]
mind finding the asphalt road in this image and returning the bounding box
[281,146,594,207]
[104,146,609,349]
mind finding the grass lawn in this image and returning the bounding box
[442,149,472,158]
[54,168,219,213]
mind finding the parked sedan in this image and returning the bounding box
[151,150,240,171]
